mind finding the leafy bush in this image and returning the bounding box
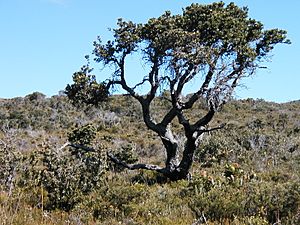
[65,65,109,107]
[195,129,238,166]
[0,141,22,193]
[68,123,97,146]
[20,145,105,211]
[108,143,138,172]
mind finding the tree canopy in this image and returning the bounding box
[65,2,290,180]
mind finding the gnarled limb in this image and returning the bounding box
[191,104,215,133]
[59,142,96,152]
[198,123,226,133]
[107,152,167,173]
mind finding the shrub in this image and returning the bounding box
[0,141,22,193]
[20,144,106,211]
[108,143,138,172]
[68,123,97,146]
[189,180,300,224]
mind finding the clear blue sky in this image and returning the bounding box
[0,0,299,102]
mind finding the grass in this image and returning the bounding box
[0,94,300,224]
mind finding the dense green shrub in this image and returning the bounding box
[20,145,105,211]
[108,143,138,172]
[0,142,22,193]
[68,123,97,146]
[196,131,233,166]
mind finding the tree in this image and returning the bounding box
[65,2,290,180]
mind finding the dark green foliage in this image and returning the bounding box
[92,1,289,68]
[20,145,105,211]
[68,123,97,146]
[108,143,138,172]
[65,65,109,107]
[65,1,290,115]
[25,92,46,102]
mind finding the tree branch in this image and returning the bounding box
[175,64,198,98]
[131,76,150,90]
[59,142,96,152]
[160,108,177,127]
[146,56,160,102]
[191,103,215,132]
[107,152,166,173]
[197,123,226,133]
[176,110,193,137]
[108,52,162,134]
[140,99,162,133]
[182,65,215,110]
[117,53,144,102]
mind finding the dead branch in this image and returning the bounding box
[107,152,167,173]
